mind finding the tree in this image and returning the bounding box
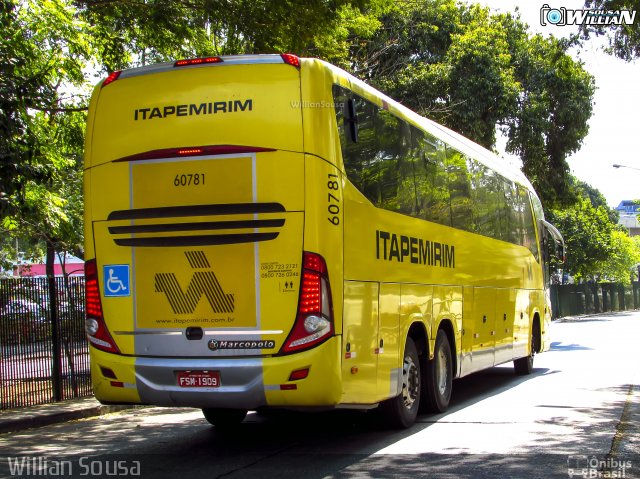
[1,0,91,257]
[335,0,596,207]
[570,175,619,223]
[547,196,617,281]
[548,177,640,284]
[599,229,640,283]
[75,0,372,72]
[580,0,640,61]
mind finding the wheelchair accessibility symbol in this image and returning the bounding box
[103,265,130,297]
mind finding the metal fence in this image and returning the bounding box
[550,282,640,319]
[0,276,90,410]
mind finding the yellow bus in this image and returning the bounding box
[84,54,564,428]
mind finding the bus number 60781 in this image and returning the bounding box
[327,173,340,225]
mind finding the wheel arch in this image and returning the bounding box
[532,312,542,354]
[407,320,429,359]
[435,319,458,378]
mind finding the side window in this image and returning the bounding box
[375,109,413,214]
[333,85,413,216]
[332,83,541,258]
[501,180,519,244]
[468,158,504,240]
[520,186,540,260]
[410,128,450,227]
[445,148,473,231]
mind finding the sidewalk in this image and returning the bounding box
[0,397,139,434]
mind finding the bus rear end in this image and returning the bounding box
[84,55,342,422]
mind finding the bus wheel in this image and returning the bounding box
[202,408,248,427]
[514,331,535,375]
[422,329,453,413]
[381,337,421,428]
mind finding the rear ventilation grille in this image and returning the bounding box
[107,203,285,247]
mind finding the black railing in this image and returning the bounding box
[0,276,90,410]
[550,282,640,319]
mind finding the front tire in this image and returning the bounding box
[202,408,247,428]
[380,337,421,428]
[513,353,533,375]
[422,329,453,413]
[514,320,539,375]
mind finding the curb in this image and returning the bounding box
[0,401,140,435]
[555,310,640,322]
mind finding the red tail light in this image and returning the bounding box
[174,57,223,67]
[85,259,120,353]
[281,252,333,354]
[101,71,121,88]
[281,53,300,68]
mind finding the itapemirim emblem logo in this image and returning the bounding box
[154,251,235,314]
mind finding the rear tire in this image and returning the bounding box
[422,329,453,413]
[202,408,247,427]
[380,337,421,428]
[514,321,538,376]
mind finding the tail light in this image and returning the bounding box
[281,252,333,354]
[85,259,120,353]
[174,56,223,67]
[101,71,121,88]
[281,53,300,68]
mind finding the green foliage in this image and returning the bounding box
[548,179,640,284]
[1,0,91,264]
[548,196,617,280]
[581,0,640,61]
[599,229,640,283]
[506,33,595,208]
[570,176,619,223]
[337,0,595,207]
[76,0,371,71]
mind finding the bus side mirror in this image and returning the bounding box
[344,98,358,143]
[541,219,565,264]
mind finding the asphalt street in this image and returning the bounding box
[0,312,638,478]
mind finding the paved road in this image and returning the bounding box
[1,312,638,478]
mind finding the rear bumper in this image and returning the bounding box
[135,356,266,409]
[90,336,343,409]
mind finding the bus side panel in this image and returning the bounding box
[470,287,496,370]
[379,283,401,400]
[341,281,379,403]
[431,285,463,366]
[513,289,532,359]
[495,288,516,365]
[460,287,474,377]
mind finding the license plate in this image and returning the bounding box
[176,371,220,388]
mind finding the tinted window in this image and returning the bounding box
[333,84,539,254]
